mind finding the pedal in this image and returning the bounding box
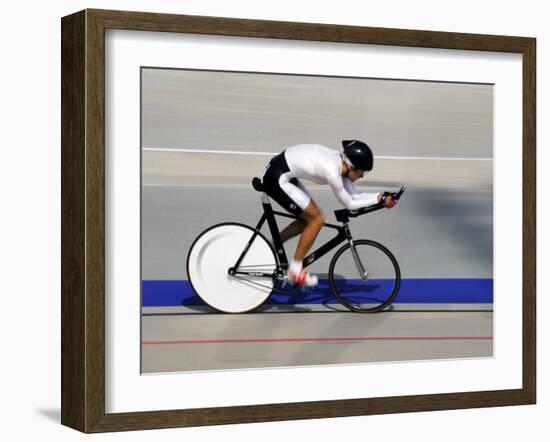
[274,270,290,288]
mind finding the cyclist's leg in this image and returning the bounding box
[279,179,310,242]
[284,199,323,286]
[293,199,324,262]
[277,177,323,286]
[262,156,320,286]
[280,219,306,243]
[277,177,323,260]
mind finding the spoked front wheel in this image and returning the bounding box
[186,223,278,313]
[328,239,401,313]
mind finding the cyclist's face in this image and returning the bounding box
[348,168,366,182]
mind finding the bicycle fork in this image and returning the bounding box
[344,223,369,281]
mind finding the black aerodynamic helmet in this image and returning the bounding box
[342,139,374,171]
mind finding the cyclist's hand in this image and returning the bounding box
[385,197,397,209]
[381,192,397,209]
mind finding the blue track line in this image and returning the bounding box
[142,279,493,307]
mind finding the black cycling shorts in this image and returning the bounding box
[262,151,310,216]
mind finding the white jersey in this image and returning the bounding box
[284,144,379,210]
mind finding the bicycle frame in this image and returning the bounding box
[229,194,353,279]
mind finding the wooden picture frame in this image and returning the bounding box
[61,8,536,433]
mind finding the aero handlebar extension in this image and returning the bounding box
[334,186,406,223]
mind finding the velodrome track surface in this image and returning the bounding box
[140,69,493,373]
[141,153,493,373]
[142,309,493,373]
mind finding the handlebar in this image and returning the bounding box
[392,185,407,201]
[334,185,406,223]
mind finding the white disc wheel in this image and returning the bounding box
[187,223,278,313]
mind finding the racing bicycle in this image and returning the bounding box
[187,177,406,313]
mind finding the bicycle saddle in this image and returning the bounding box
[252,177,265,192]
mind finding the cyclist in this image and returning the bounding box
[262,140,397,287]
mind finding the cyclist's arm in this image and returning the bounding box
[342,177,359,195]
[329,175,379,210]
[343,177,381,202]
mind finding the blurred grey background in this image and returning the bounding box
[141,68,493,280]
